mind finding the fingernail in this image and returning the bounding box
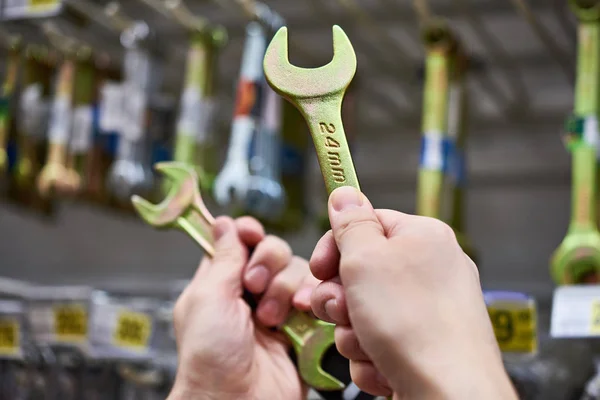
[260,298,280,322]
[213,218,231,241]
[324,298,338,321]
[245,265,270,293]
[330,187,363,212]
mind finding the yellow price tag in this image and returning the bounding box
[53,304,88,342]
[28,0,59,10]
[0,319,19,356]
[488,303,537,354]
[113,311,152,350]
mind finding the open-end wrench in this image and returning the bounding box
[245,79,287,221]
[445,44,478,264]
[0,35,22,174]
[131,162,357,395]
[37,53,76,197]
[170,27,226,194]
[551,0,600,284]
[64,46,96,195]
[263,26,359,195]
[214,21,266,207]
[108,21,158,202]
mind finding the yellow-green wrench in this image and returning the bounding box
[551,0,600,284]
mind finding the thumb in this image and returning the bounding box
[206,216,249,290]
[328,187,386,255]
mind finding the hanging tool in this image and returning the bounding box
[445,35,478,264]
[14,45,54,188]
[263,26,359,194]
[414,20,454,220]
[551,0,600,284]
[0,35,22,174]
[245,78,286,222]
[213,21,266,208]
[131,162,363,395]
[64,45,96,195]
[9,45,56,215]
[170,26,227,194]
[107,20,160,202]
[37,49,77,198]
[87,55,122,205]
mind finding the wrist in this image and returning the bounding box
[168,374,254,400]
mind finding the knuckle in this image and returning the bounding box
[336,219,381,243]
[269,272,297,297]
[422,217,456,242]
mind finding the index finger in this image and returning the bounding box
[235,216,265,248]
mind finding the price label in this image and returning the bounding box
[2,0,63,20]
[177,87,202,137]
[53,304,87,342]
[48,97,71,144]
[113,311,152,350]
[122,87,147,141]
[485,291,537,354]
[99,82,125,133]
[0,319,19,356]
[70,106,93,152]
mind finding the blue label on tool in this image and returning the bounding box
[483,291,532,304]
[6,139,17,172]
[92,107,120,156]
[419,135,451,172]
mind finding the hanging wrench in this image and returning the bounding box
[0,35,21,174]
[63,46,96,195]
[551,0,600,284]
[37,53,76,197]
[263,25,359,195]
[170,27,226,193]
[131,162,352,394]
[245,79,287,221]
[108,21,159,202]
[213,22,266,207]
[436,27,479,264]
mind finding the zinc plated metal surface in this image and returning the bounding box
[551,1,600,284]
[130,162,343,391]
[263,25,359,195]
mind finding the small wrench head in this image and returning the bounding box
[263,25,357,101]
[131,162,214,227]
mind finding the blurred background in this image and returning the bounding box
[0,0,596,399]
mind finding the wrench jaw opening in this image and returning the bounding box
[263,25,357,102]
[570,0,600,21]
[551,232,600,284]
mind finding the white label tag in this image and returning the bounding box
[70,106,93,152]
[27,302,88,346]
[122,86,146,141]
[551,285,600,337]
[177,87,202,138]
[196,98,216,144]
[584,116,599,147]
[48,97,71,144]
[2,0,63,20]
[20,83,47,137]
[421,132,445,171]
[90,302,153,359]
[99,82,125,134]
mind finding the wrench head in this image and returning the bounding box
[131,162,211,227]
[263,25,357,101]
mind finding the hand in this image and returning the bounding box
[310,187,518,399]
[168,216,318,400]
